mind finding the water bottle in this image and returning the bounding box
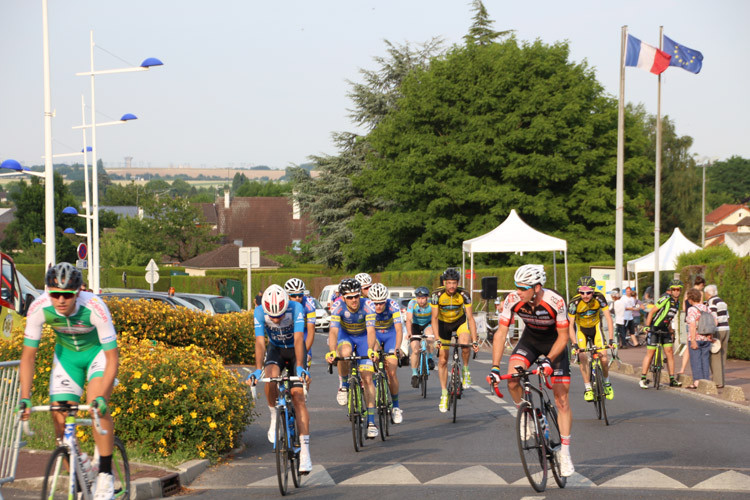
[541,414,550,441]
[80,452,93,482]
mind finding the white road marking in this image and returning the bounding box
[425,465,507,485]
[693,470,750,490]
[339,463,420,485]
[599,468,687,489]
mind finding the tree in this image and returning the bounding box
[169,178,193,198]
[463,0,513,46]
[231,173,248,193]
[102,182,153,206]
[706,156,750,209]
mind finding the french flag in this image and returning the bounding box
[625,34,671,74]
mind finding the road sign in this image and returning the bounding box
[145,259,160,290]
[239,247,260,268]
[76,259,88,269]
[77,243,87,260]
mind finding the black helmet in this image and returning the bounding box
[442,268,460,282]
[45,262,83,291]
[338,278,361,296]
[576,276,597,291]
[669,279,684,289]
[415,286,430,297]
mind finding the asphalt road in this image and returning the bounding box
[185,331,750,499]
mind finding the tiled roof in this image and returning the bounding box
[737,216,750,227]
[706,235,725,247]
[705,224,738,238]
[197,203,218,225]
[705,204,749,224]
[181,243,278,268]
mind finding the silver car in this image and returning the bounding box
[99,292,201,311]
[311,298,330,332]
[174,293,242,314]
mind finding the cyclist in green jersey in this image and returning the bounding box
[19,263,119,500]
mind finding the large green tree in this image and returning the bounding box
[706,156,750,210]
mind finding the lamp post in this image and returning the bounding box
[62,206,92,273]
[75,30,162,292]
[41,0,55,271]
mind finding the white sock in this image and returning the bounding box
[268,406,277,426]
[338,375,343,389]
[584,383,592,391]
[561,435,571,456]
[301,435,310,456]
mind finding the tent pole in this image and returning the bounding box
[462,251,465,290]
[564,250,569,303]
[470,252,475,305]
[553,251,558,290]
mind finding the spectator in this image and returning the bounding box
[684,288,717,388]
[610,289,628,348]
[705,284,730,388]
[629,288,644,340]
[623,287,639,347]
[679,276,706,376]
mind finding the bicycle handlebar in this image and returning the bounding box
[18,403,107,437]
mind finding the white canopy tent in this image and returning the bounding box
[626,227,701,292]
[461,209,569,303]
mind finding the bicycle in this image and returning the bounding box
[412,334,431,398]
[649,335,666,390]
[17,401,130,499]
[373,345,393,441]
[443,333,475,423]
[488,364,566,492]
[577,344,614,425]
[259,373,307,496]
[328,352,370,452]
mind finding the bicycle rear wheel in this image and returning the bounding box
[652,349,662,390]
[42,446,80,499]
[112,437,132,499]
[517,402,547,492]
[275,410,290,495]
[595,367,609,426]
[545,404,567,489]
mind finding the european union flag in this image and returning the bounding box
[663,35,703,74]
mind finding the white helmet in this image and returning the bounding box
[368,283,389,302]
[514,264,546,287]
[355,273,373,286]
[284,278,306,295]
[262,284,289,316]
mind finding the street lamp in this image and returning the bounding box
[0,159,45,178]
[62,206,93,273]
[75,29,162,292]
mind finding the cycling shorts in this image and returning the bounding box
[410,322,434,339]
[508,334,570,385]
[375,328,398,357]
[265,343,303,388]
[337,330,374,372]
[647,329,674,348]
[576,324,604,350]
[50,344,108,403]
[438,318,466,348]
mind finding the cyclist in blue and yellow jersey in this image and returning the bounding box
[355,272,373,299]
[639,280,684,389]
[406,286,435,388]
[325,278,380,439]
[489,264,575,477]
[568,276,616,402]
[19,263,120,500]
[368,283,405,424]
[246,285,312,473]
[431,268,479,413]
[284,278,316,368]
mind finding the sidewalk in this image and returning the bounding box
[609,342,749,405]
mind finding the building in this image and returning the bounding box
[704,204,750,254]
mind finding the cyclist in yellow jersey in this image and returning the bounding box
[567,276,616,402]
[430,268,478,413]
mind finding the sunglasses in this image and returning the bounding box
[344,294,360,300]
[49,291,77,300]
[516,284,533,291]
[670,288,683,292]
[290,294,303,298]
[373,301,386,306]
[579,291,593,296]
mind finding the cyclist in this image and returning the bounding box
[355,272,373,299]
[639,279,684,389]
[430,268,478,412]
[19,263,120,500]
[488,264,575,477]
[406,286,435,388]
[284,278,316,368]
[325,278,379,439]
[247,284,312,473]
[568,276,616,402]
[369,283,405,424]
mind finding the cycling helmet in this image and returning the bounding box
[262,284,289,317]
[355,273,373,287]
[668,279,684,289]
[45,262,83,290]
[514,264,546,287]
[415,286,430,297]
[338,278,361,296]
[369,283,389,302]
[441,268,460,282]
[284,278,306,295]
[576,276,597,291]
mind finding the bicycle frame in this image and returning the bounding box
[651,342,665,390]
[578,345,612,425]
[412,334,430,398]
[330,353,370,452]
[445,333,474,423]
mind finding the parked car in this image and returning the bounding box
[99,292,201,311]
[174,293,242,314]
[311,298,330,332]
[318,284,340,312]
[387,286,416,301]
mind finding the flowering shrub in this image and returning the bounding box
[0,324,56,401]
[103,297,255,364]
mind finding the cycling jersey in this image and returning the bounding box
[567,292,608,329]
[301,296,316,326]
[649,293,679,331]
[374,298,401,354]
[498,288,569,343]
[330,298,376,336]
[430,286,471,323]
[406,299,432,326]
[253,301,305,349]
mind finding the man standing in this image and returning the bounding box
[611,289,627,347]
[639,280,684,389]
[704,284,730,388]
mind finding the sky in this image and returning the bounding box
[1,0,748,170]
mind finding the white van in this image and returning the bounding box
[386,286,416,301]
[318,284,340,312]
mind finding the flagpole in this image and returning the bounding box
[615,25,627,291]
[654,26,664,295]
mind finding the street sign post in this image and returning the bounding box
[239,247,260,310]
[145,258,160,292]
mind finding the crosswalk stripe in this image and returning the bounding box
[301,464,336,486]
[339,463,420,485]
[599,467,687,489]
[472,385,489,394]
[473,359,491,364]
[425,465,507,485]
[693,470,750,490]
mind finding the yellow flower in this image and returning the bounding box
[172,415,184,425]
[159,438,167,446]
[205,416,212,423]
[190,411,197,419]
[141,383,150,390]
[209,422,217,429]
[150,412,157,419]
[133,371,142,379]
[153,400,160,406]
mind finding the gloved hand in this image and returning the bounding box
[489,365,502,385]
[368,348,378,362]
[94,396,108,416]
[570,343,580,357]
[642,326,650,334]
[435,340,442,349]
[296,366,310,380]
[609,341,618,350]
[246,368,263,384]
[325,351,337,363]
[538,356,553,377]
[15,398,31,413]
[395,348,402,359]
[472,341,479,352]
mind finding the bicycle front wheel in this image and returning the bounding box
[113,437,132,499]
[275,410,290,495]
[592,366,603,420]
[652,349,662,390]
[349,384,361,452]
[42,446,79,500]
[288,408,301,488]
[377,375,387,442]
[420,353,428,398]
[595,367,609,426]
[449,364,460,423]
[517,403,547,492]
[545,404,567,489]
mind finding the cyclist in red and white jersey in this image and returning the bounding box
[488,264,575,477]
